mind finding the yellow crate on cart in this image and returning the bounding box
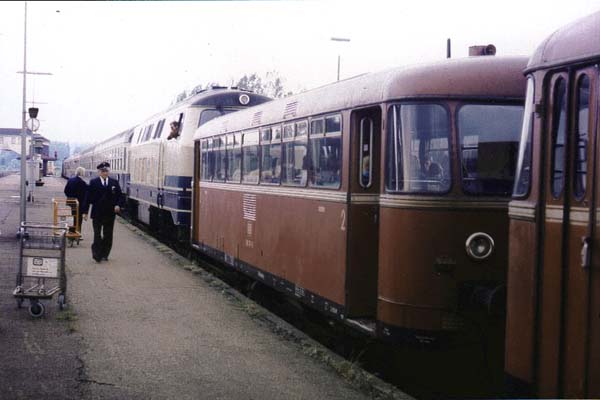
[53,198,81,246]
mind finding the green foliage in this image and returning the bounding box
[235,70,292,98]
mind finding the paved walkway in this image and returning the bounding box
[0,175,410,400]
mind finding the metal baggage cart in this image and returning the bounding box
[13,222,68,317]
[53,198,81,246]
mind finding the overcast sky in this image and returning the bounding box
[0,0,599,145]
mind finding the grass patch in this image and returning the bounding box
[56,308,78,333]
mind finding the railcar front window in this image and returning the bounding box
[574,75,590,199]
[551,78,567,198]
[199,109,236,127]
[385,104,450,193]
[458,104,524,196]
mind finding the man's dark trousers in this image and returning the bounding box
[92,214,115,260]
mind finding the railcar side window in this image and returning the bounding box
[513,78,535,197]
[214,136,227,182]
[574,75,590,200]
[458,104,523,196]
[144,124,154,142]
[385,104,450,193]
[309,114,342,189]
[226,133,242,183]
[242,130,259,184]
[260,127,282,185]
[201,139,214,181]
[154,119,165,139]
[551,78,567,198]
[282,122,308,186]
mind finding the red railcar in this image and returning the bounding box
[192,55,526,346]
[505,11,600,398]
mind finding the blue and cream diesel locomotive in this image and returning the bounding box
[63,87,272,239]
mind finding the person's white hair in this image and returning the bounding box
[75,166,85,177]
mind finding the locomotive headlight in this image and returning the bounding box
[239,94,250,105]
[465,232,494,260]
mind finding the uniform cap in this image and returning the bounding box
[97,162,110,171]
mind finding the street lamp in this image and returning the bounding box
[18,2,52,229]
[331,37,350,81]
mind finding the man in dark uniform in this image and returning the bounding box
[63,166,88,236]
[82,162,124,263]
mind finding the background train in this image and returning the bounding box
[65,55,527,350]
[505,10,600,398]
[63,87,272,240]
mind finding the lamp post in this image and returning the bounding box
[19,1,28,227]
[18,2,52,229]
[331,37,350,81]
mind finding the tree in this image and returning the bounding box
[235,70,292,98]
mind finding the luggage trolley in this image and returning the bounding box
[53,198,81,246]
[13,222,68,318]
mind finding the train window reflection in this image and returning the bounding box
[282,138,308,186]
[458,104,523,196]
[325,115,341,134]
[385,104,450,193]
[226,134,241,183]
[297,121,308,137]
[309,136,341,188]
[359,117,373,188]
[574,75,590,200]
[260,127,281,185]
[311,119,324,135]
[199,109,236,127]
[214,136,226,182]
[551,78,567,198]
[242,130,259,184]
[513,78,534,197]
[154,119,165,139]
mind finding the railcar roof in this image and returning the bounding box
[194,56,527,139]
[140,88,272,125]
[527,11,600,72]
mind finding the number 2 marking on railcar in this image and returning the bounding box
[340,209,346,231]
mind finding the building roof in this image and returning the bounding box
[0,128,33,136]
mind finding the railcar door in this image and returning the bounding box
[537,66,598,398]
[345,107,381,318]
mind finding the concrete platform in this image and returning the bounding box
[0,175,411,400]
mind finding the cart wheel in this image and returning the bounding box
[16,298,23,309]
[58,294,66,310]
[29,301,45,318]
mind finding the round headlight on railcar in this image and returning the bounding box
[239,94,250,105]
[465,232,494,260]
